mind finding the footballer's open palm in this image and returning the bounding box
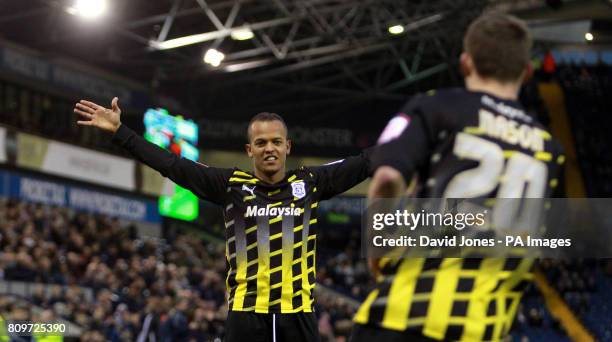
[74,97,122,133]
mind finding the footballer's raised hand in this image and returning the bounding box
[74,97,122,133]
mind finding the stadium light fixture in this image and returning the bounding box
[203,49,225,67]
[66,0,107,19]
[388,25,405,35]
[585,32,594,41]
[231,27,254,41]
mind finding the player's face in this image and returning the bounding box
[246,120,291,178]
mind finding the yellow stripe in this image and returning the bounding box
[231,247,248,311]
[271,282,283,290]
[233,171,253,178]
[382,259,425,330]
[246,242,257,251]
[301,216,312,310]
[230,177,258,184]
[311,202,318,208]
[461,259,505,342]
[270,249,283,257]
[423,259,462,340]
[269,298,282,306]
[535,151,552,161]
[245,225,258,235]
[293,242,303,249]
[268,201,283,208]
[270,216,283,225]
[539,130,552,140]
[354,289,380,324]
[503,151,515,158]
[281,306,311,313]
[270,265,283,273]
[308,234,317,241]
[255,244,270,312]
[281,237,294,311]
[236,306,256,312]
[270,232,283,241]
[288,175,297,182]
[464,127,485,135]
[243,195,256,201]
[246,259,258,268]
[268,189,281,196]
[291,179,303,183]
[557,155,566,165]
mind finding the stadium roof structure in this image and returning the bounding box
[0,0,610,126]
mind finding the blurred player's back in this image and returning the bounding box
[352,13,565,342]
[354,88,564,341]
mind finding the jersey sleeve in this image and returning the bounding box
[370,96,435,183]
[307,148,374,200]
[112,124,231,205]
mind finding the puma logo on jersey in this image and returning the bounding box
[242,184,256,197]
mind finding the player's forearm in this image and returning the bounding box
[112,124,191,183]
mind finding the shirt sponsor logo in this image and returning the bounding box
[291,181,306,199]
[245,205,301,217]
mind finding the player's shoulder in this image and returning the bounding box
[228,168,255,181]
[401,87,478,114]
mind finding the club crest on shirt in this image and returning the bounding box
[291,181,306,199]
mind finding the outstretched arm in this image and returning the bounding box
[74,98,230,204]
[308,148,374,200]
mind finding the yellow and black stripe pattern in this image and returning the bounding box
[224,169,319,313]
[354,257,534,341]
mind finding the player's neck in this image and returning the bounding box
[254,169,286,184]
[465,77,520,101]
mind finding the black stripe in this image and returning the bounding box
[270,254,282,269]
[422,258,443,271]
[292,263,302,276]
[446,325,464,340]
[462,258,482,270]
[292,292,303,309]
[503,258,521,271]
[243,280,257,309]
[408,300,429,318]
[487,300,496,316]
[247,246,258,262]
[456,277,475,293]
[270,270,282,286]
[414,277,434,293]
[450,300,468,316]
[483,324,494,340]
[269,287,282,302]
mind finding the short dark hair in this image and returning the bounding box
[246,112,288,142]
[464,13,532,82]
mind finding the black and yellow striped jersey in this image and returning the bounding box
[112,124,372,313]
[360,88,564,341]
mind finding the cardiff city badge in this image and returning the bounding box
[291,181,306,199]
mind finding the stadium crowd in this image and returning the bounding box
[0,197,371,341]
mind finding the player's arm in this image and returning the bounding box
[74,98,230,204]
[307,148,374,200]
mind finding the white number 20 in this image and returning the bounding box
[443,133,548,231]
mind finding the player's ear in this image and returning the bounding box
[245,143,253,158]
[459,52,473,77]
[521,62,534,84]
[286,139,292,155]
